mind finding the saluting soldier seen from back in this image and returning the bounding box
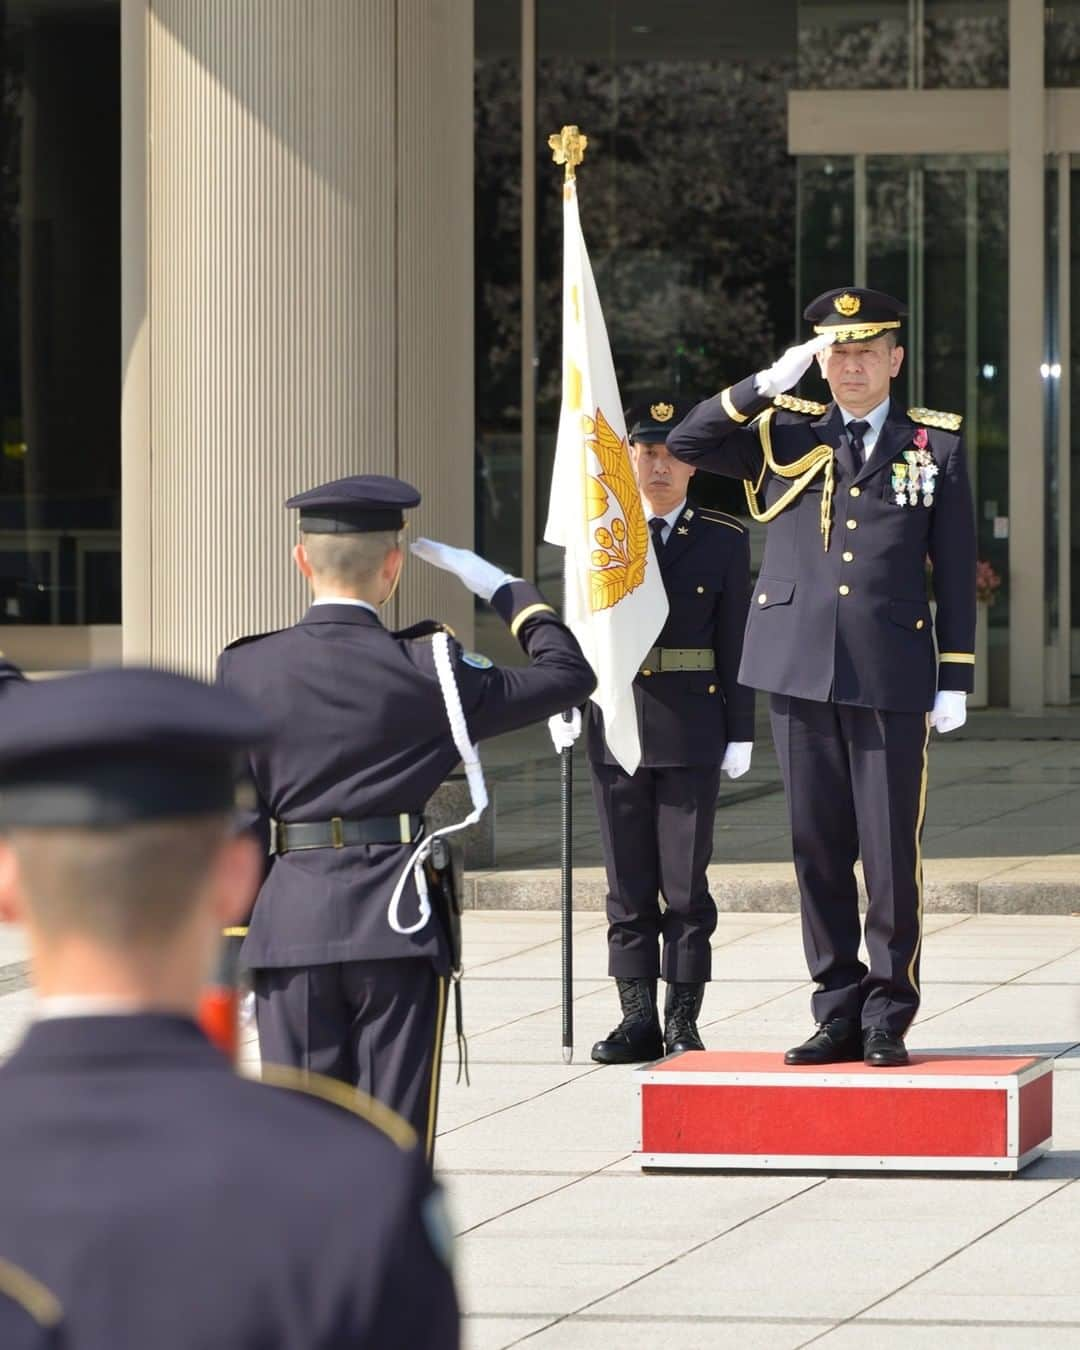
[0,668,459,1350]
[217,475,595,1154]
[551,399,755,1064]
[668,289,976,1069]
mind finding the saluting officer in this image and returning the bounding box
[217,475,595,1153]
[552,399,755,1064]
[668,289,975,1067]
[0,667,459,1349]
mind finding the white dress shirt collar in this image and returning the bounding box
[310,596,378,614]
[835,395,890,459]
[644,498,688,546]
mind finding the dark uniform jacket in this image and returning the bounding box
[217,580,595,970]
[0,1014,458,1350]
[587,505,755,767]
[668,379,976,713]
[0,656,25,686]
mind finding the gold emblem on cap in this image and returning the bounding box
[834,293,861,317]
[650,402,674,422]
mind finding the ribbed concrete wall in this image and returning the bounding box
[122,0,474,676]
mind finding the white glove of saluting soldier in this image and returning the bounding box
[755,332,835,398]
[410,538,516,601]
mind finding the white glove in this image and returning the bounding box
[721,741,753,779]
[930,690,967,735]
[754,333,835,398]
[547,708,582,753]
[410,538,514,602]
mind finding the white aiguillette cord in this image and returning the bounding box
[386,631,489,937]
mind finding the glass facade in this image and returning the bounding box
[0,0,120,629]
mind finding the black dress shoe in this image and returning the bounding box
[663,981,705,1054]
[784,1018,863,1065]
[863,1028,909,1067]
[591,978,664,1065]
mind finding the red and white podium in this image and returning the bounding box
[637,1051,1053,1174]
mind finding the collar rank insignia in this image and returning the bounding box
[683,508,694,520]
[650,402,674,422]
[677,525,689,535]
[773,394,829,416]
[908,406,963,431]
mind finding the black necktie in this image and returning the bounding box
[846,419,871,471]
[649,516,667,551]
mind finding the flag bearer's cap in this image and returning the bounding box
[625,398,695,444]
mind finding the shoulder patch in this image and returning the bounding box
[252,1064,418,1151]
[698,509,747,533]
[773,393,829,416]
[461,650,493,670]
[908,406,963,431]
[223,628,283,652]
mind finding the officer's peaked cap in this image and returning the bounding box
[625,398,695,445]
[286,474,421,534]
[804,287,907,344]
[0,668,270,828]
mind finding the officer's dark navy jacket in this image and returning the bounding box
[0,656,25,686]
[0,1014,458,1350]
[668,378,976,713]
[586,506,755,766]
[217,580,595,970]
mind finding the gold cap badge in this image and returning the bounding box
[650,402,674,422]
[833,293,861,317]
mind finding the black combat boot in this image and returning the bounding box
[663,982,706,1054]
[590,978,664,1065]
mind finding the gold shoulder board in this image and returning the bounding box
[773,393,829,416]
[253,1064,418,1151]
[699,510,746,532]
[908,406,963,431]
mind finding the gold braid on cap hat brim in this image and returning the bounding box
[743,408,835,552]
[813,320,902,342]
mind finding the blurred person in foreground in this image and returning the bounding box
[0,667,458,1350]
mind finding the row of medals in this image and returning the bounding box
[891,450,939,508]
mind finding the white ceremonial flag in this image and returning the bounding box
[543,164,669,775]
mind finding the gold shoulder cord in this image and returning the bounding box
[742,409,836,551]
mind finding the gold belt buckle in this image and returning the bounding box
[330,817,344,849]
[399,812,413,844]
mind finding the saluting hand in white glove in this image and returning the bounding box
[929,690,967,735]
[547,708,582,753]
[721,741,753,779]
[755,333,835,398]
[410,538,515,602]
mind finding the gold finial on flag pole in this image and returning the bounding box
[548,125,588,182]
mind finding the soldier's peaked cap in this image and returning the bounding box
[0,667,270,828]
[803,287,907,344]
[286,474,421,534]
[625,398,695,444]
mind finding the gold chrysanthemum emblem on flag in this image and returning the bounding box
[583,408,648,612]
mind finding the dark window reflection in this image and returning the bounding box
[796,0,1006,90]
[0,0,120,626]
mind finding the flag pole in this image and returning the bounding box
[550,125,588,1066]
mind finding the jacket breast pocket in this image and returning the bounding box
[888,598,932,633]
[752,577,795,610]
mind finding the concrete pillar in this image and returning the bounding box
[1007,0,1045,712]
[121,0,474,675]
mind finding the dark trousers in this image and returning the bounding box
[769,694,930,1035]
[590,761,722,983]
[253,958,447,1159]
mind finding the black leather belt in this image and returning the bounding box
[271,813,423,855]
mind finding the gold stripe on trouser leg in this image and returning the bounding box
[425,975,448,1160]
[905,716,932,998]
